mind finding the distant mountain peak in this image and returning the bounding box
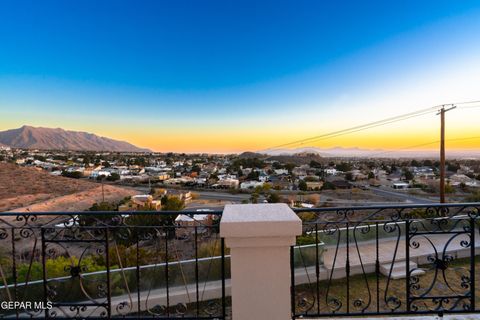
[0,125,151,152]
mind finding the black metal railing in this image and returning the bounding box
[0,210,229,319]
[291,203,480,318]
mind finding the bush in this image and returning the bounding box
[106,172,120,181]
[93,245,152,268]
[61,170,82,179]
[297,211,316,222]
[298,180,307,191]
[321,181,336,190]
[296,234,316,246]
[162,196,185,211]
[466,191,480,202]
[267,192,281,203]
[16,256,105,283]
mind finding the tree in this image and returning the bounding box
[447,162,460,172]
[310,160,322,168]
[267,192,281,203]
[404,169,414,181]
[390,164,397,173]
[106,172,120,181]
[321,181,336,190]
[162,196,185,211]
[284,163,295,174]
[247,171,259,180]
[250,193,259,204]
[33,155,46,162]
[89,202,117,211]
[336,162,351,172]
[423,159,433,167]
[272,162,282,169]
[298,180,307,191]
[191,165,201,174]
[61,170,82,179]
[79,201,119,226]
[83,156,92,165]
[345,172,354,181]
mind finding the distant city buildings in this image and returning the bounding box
[1,147,480,205]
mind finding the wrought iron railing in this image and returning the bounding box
[0,210,228,319]
[291,203,480,318]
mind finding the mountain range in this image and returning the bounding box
[0,126,151,152]
[258,147,480,159]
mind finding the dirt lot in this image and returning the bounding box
[0,163,139,212]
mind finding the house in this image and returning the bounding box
[240,181,264,189]
[268,176,291,190]
[89,169,112,179]
[392,182,410,190]
[174,214,213,238]
[168,190,192,202]
[306,181,324,191]
[292,166,308,177]
[448,174,473,186]
[324,168,337,176]
[129,195,162,210]
[350,169,367,180]
[413,167,435,179]
[217,178,239,189]
[258,172,269,182]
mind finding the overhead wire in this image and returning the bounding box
[363,136,480,158]
[261,106,438,151]
[260,100,480,153]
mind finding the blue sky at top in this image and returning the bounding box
[1,1,480,152]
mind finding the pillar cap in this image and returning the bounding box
[220,203,302,239]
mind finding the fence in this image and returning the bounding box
[0,210,228,319]
[291,203,480,318]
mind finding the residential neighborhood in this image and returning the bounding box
[2,146,480,211]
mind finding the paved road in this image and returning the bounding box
[363,186,436,204]
[194,191,252,202]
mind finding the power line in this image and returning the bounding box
[449,99,480,105]
[301,110,436,146]
[260,100,480,152]
[261,106,438,151]
[458,104,480,110]
[364,135,480,158]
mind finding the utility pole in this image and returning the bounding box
[99,175,105,203]
[437,105,456,203]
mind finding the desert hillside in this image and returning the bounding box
[0,163,138,212]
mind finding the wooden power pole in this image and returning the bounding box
[438,105,456,203]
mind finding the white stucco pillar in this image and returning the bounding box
[220,203,302,320]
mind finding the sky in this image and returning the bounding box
[1,1,480,153]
